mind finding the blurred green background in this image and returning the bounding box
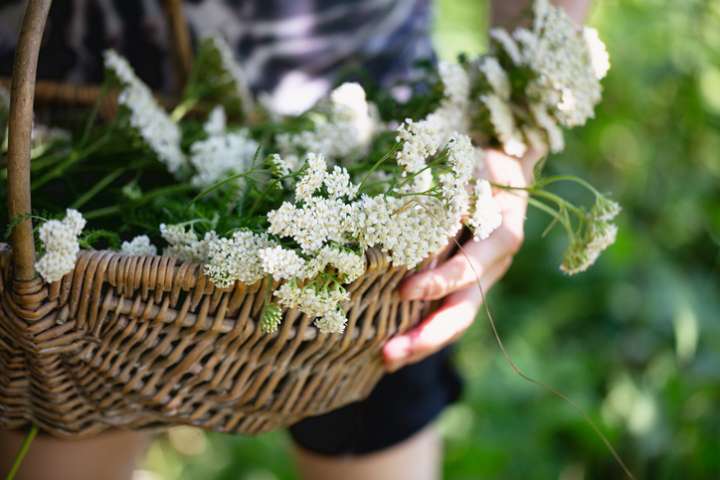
[138,0,720,479]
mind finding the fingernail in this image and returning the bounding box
[384,337,411,361]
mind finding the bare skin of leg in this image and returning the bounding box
[0,429,151,480]
[292,425,442,480]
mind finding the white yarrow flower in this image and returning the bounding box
[314,309,348,335]
[35,209,86,283]
[477,56,511,100]
[189,130,259,188]
[274,282,350,323]
[204,230,275,287]
[259,246,307,280]
[105,50,186,175]
[277,82,377,161]
[583,27,611,80]
[323,165,359,200]
[490,28,522,64]
[295,153,327,201]
[466,180,502,240]
[530,103,565,153]
[591,195,621,222]
[395,115,447,175]
[268,153,293,178]
[204,106,227,136]
[268,197,356,252]
[160,224,217,263]
[438,61,470,106]
[560,221,617,275]
[523,3,605,127]
[481,94,527,157]
[305,246,366,282]
[330,82,375,146]
[121,235,157,256]
[62,209,87,236]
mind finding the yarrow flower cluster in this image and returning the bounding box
[106,49,259,194]
[120,235,157,256]
[395,61,472,179]
[261,128,492,330]
[473,0,610,154]
[160,223,218,263]
[352,134,497,268]
[467,180,503,241]
[35,209,86,283]
[104,50,186,174]
[560,196,620,274]
[267,154,360,254]
[309,246,366,283]
[189,129,259,188]
[274,281,349,334]
[258,246,307,280]
[276,82,377,165]
[203,106,227,137]
[203,230,275,287]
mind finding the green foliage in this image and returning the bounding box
[442,0,720,478]
[78,229,121,250]
[183,38,246,118]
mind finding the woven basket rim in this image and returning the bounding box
[0,243,395,286]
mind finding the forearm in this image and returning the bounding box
[490,0,591,28]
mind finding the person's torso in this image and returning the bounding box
[0,0,435,112]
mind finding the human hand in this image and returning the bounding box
[383,148,543,372]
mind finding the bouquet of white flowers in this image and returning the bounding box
[5,0,618,337]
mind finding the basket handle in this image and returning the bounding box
[5,1,192,282]
[163,0,193,88]
[6,0,53,282]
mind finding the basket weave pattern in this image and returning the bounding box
[0,0,442,438]
[0,245,434,437]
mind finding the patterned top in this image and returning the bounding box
[0,0,435,113]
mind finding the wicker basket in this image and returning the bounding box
[0,0,443,438]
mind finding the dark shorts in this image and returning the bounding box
[288,346,462,456]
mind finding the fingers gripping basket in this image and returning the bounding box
[0,1,441,438]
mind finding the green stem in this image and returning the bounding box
[170,97,198,122]
[79,82,109,147]
[84,183,195,220]
[32,134,111,191]
[493,181,588,225]
[192,169,260,203]
[397,188,440,198]
[529,189,585,218]
[357,144,399,191]
[130,182,195,204]
[535,174,601,196]
[246,189,268,217]
[84,205,120,220]
[526,197,574,238]
[28,150,67,172]
[5,424,38,480]
[70,167,127,209]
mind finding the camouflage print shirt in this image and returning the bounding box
[0,0,435,113]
